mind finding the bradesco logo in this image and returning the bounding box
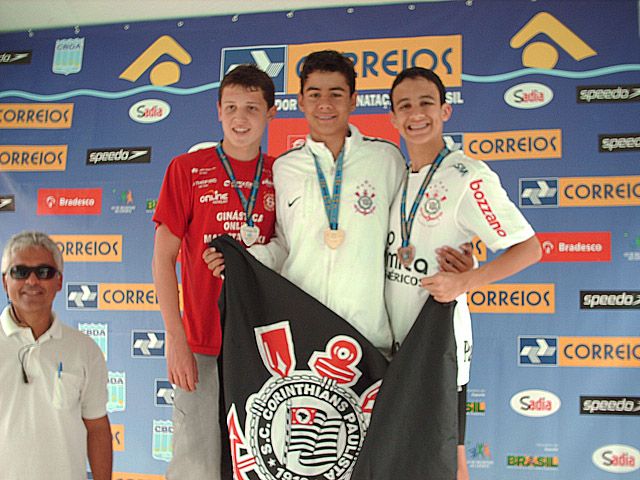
[581,396,640,416]
[504,83,553,109]
[0,145,67,172]
[519,336,640,368]
[0,103,73,129]
[599,133,640,153]
[577,84,640,104]
[37,188,101,215]
[580,291,640,310]
[538,231,611,262]
[520,176,640,208]
[51,234,122,262]
[592,444,640,474]
[468,284,554,314]
[86,147,151,165]
[510,389,561,417]
[129,99,170,124]
[464,129,561,161]
[287,34,462,93]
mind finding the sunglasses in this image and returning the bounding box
[8,264,59,280]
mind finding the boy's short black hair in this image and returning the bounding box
[300,50,356,95]
[390,67,447,111]
[219,64,275,109]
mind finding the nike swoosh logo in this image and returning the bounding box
[287,196,301,208]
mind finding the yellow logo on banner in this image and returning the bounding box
[119,35,192,86]
[111,424,125,452]
[468,284,555,313]
[559,337,640,367]
[51,235,122,262]
[510,12,596,69]
[287,35,462,93]
[471,236,487,262]
[113,474,165,480]
[0,103,73,129]
[99,283,183,311]
[559,176,640,207]
[0,145,67,171]
[465,129,562,161]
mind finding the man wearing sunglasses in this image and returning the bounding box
[0,231,112,480]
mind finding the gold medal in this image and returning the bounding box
[324,228,345,249]
[397,245,415,267]
[240,224,260,246]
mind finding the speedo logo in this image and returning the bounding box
[578,85,640,103]
[0,51,32,64]
[0,103,73,129]
[581,396,640,416]
[469,179,506,237]
[51,234,122,262]
[580,291,640,310]
[464,129,561,161]
[86,147,151,165]
[288,34,462,92]
[469,284,554,314]
[599,133,640,153]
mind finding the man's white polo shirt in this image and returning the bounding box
[0,306,108,480]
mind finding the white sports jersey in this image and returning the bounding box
[385,139,535,385]
[251,125,405,355]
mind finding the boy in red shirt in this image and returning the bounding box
[152,64,277,480]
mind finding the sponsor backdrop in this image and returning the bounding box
[0,0,638,477]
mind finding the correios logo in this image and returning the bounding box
[504,83,553,109]
[592,444,640,473]
[129,99,170,124]
[510,389,561,417]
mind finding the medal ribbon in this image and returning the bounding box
[313,148,345,231]
[399,145,450,248]
[215,143,264,227]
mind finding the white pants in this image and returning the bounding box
[166,354,221,480]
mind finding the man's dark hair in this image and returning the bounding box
[300,50,356,95]
[390,67,447,111]
[219,64,275,108]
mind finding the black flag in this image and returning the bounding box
[213,235,457,480]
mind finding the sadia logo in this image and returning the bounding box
[520,176,640,208]
[468,284,554,314]
[132,331,166,358]
[120,35,191,86]
[51,234,122,262]
[537,231,611,262]
[599,133,640,153]
[510,12,596,69]
[107,371,126,413]
[0,145,67,172]
[0,103,73,129]
[111,424,125,452]
[580,396,640,416]
[0,51,31,64]
[222,46,287,93]
[86,147,151,165]
[465,129,561,161]
[510,389,561,417]
[287,34,462,92]
[37,188,101,215]
[504,83,553,109]
[580,291,640,310]
[578,84,640,104]
[592,444,640,473]
[129,99,170,124]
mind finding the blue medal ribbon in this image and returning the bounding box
[313,148,345,231]
[215,143,264,227]
[399,145,450,248]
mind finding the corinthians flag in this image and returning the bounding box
[213,235,458,480]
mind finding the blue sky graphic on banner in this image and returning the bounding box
[1,0,639,477]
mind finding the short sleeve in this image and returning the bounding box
[153,156,193,240]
